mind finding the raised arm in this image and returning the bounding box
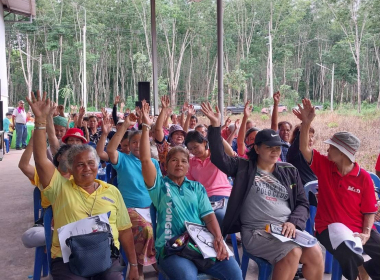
[106,114,136,164]
[140,101,156,188]
[201,102,239,177]
[76,106,85,128]
[18,134,35,181]
[46,102,60,155]
[292,98,316,164]
[26,92,56,188]
[271,91,280,131]
[183,105,195,132]
[96,111,112,162]
[226,119,240,146]
[163,107,171,130]
[221,116,231,131]
[154,96,170,142]
[237,101,252,156]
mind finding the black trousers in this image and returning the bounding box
[316,229,380,280]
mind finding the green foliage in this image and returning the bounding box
[261,115,269,121]
[328,122,338,128]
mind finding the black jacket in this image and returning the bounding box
[208,126,309,236]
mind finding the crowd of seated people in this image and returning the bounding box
[18,91,380,280]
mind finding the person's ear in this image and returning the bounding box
[253,144,260,154]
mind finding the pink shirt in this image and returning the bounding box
[186,156,232,197]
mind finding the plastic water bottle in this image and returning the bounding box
[172,232,189,248]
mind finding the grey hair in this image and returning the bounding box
[66,144,100,169]
[128,130,142,142]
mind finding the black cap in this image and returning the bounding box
[254,129,288,147]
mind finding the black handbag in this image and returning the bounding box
[163,233,215,271]
[65,231,114,277]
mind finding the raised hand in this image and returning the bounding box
[292,98,316,124]
[101,107,108,119]
[234,119,241,130]
[123,112,137,129]
[101,115,112,135]
[161,95,170,109]
[182,101,189,112]
[224,117,231,127]
[243,100,252,118]
[48,102,58,117]
[26,91,51,120]
[114,95,120,105]
[141,100,152,126]
[135,106,143,124]
[120,102,125,108]
[79,106,85,116]
[201,102,221,127]
[188,105,195,116]
[57,105,65,115]
[273,91,281,105]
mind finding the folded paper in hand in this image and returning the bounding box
[270,229,318,247]
[328,223,363,255]
[185,221,234,259]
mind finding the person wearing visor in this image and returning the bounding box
[296,98,380,280]
[202,102,324,280]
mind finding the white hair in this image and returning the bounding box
[66,144,100,169]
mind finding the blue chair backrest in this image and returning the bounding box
[33,187,43,222]
[150,204,157,240]
[106,163,113,183]
[368,172,380,194]
[43,206,53,273]
[304,180,318,235]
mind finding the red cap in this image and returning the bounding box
[62,128,88,144]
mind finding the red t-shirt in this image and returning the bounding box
[310,150,378,233]
[375,154,380,172]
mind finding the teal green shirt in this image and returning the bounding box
[69,121,75,128]
[148,174,214,255]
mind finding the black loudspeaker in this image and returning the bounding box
[136,82,150,108]
[0,101,3,131]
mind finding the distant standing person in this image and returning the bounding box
[12,100,27,150]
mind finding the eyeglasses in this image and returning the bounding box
[197,228,214,248]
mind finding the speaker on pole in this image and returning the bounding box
[136,82,150,108]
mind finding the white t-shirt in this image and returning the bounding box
[12,108,27,124]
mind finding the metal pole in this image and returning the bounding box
[217,0,224,123]
[39,54,42,93]
[331,63,334,112]
[0,5,9,118]
[83,8,87,111]
[151,0,158,115]
[269,5,273,98]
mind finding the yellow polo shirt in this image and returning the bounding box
[40,169,132,259]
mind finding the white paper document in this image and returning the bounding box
[135,208,152,223]
[185,221,234,259]
[57,213,111,263]
[328,223,363,255]
[270,229,318,248]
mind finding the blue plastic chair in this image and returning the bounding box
[240,246,273,280]
[119,246,129,279]
[368,172,380,232]
[43,206,53,274]
[303,181,342,279]
[149,204,219,280]
[33,188,48,280]
[106,163,114,183]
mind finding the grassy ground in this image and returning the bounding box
[198,107,380,171]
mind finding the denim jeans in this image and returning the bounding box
[209,195,229,229]
[159,254,242,280]
[15,123,27,148]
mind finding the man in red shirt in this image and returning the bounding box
[295,99,380,280]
